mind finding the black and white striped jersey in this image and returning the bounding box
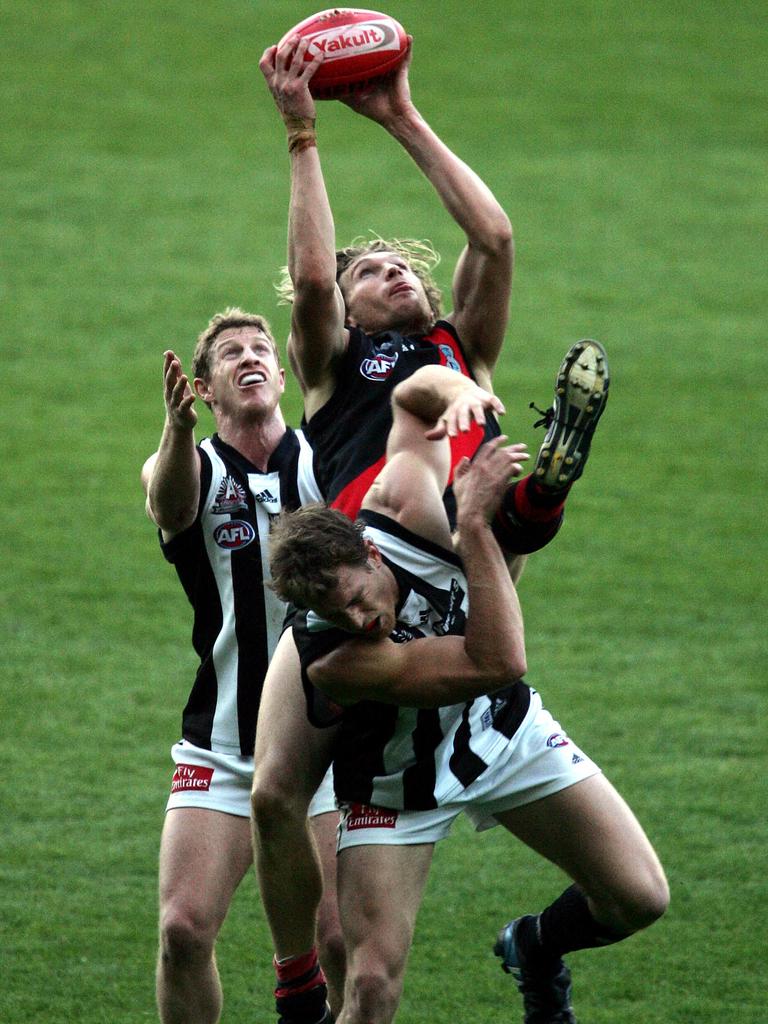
[293,510,531,810]
[160,429,321,755]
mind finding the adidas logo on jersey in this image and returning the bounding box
[253,488,278,504]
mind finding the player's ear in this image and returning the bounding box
[194,377,212,402]
[364,539,382,567]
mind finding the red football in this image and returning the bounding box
[279,8,408,99]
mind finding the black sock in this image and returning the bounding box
[518,885,629,967]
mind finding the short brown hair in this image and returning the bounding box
[191,307,279,382]
[269,504,368,609]
[275,236,443,326]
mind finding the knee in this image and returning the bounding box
[346,964,402,1023]
[251,770,307,835]
[159,903,216,967]
[611,869,670,935]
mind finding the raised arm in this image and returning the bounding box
[341,42,513,387]
[141,350,201,540]
[259,38,348,415]
[310,437,528,706]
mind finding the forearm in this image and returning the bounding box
[393,365,477,422]
[147,421,199,533]
[385,109,511,252]
[457,517,527,679]
[287,143,336,295]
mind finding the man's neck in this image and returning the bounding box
[215,411,287,472]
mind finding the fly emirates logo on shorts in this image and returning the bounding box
[344,803,399,831]
[171,763,214,793]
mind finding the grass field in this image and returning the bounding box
[2,1,765,1021]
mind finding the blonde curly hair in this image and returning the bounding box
[275,236,443,326]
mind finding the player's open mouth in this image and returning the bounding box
[238,371,266,387]
[364,617,380,633]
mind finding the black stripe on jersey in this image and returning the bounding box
[340,701,401,804]
[176,525,223,750]
[400,709,443,809]
[449,703,490,788]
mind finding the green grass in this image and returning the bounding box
[2,0,765,1021]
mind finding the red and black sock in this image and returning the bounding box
[492,474,569,555]
[274,948,329,1024]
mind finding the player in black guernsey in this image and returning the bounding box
[268,366,668,1024]
[255,36,607,1024]
[141,309,344,1024]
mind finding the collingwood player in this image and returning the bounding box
[140,309,344,1024]
[267,365,669,1024]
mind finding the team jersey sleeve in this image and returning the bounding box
[292,610,349,728]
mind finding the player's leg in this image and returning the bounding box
[250,627,341,1022]
[493,339,610,557]
[493,774,668,1021]
[335,842,435,1024]
[157,807,253,1024]
[310,807,346,1014]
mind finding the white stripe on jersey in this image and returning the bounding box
[296,428,324,505]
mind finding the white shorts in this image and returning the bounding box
[166,739,337,819]
[337,691,601,850]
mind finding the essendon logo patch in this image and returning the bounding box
[345,803,398,831]
[171,763,214,793]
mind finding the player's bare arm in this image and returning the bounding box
[453,439,528,676]
[260,37,348,415]
[141,350,201,539]
[391,363,506,439]
[364,365,511,545]
[341,42,513,386]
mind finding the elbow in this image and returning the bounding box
[488,646,526,685]
[292,267,337,301]
[151,503,197,535]
[478,214,514,259]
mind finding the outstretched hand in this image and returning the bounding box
[259,36,323,123]
[425,383,506,440]
[162,350,197,430]
[453,437,529,525]
[339,37,415,126]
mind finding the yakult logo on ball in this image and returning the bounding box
[306,20,400,61]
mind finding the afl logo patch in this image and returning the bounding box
[360,352,398,381]
[213,520,255,550]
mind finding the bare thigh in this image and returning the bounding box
[494,774,668,924]
[253,628,337,805]
[338,843,434,971]
[159,807,254,930]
